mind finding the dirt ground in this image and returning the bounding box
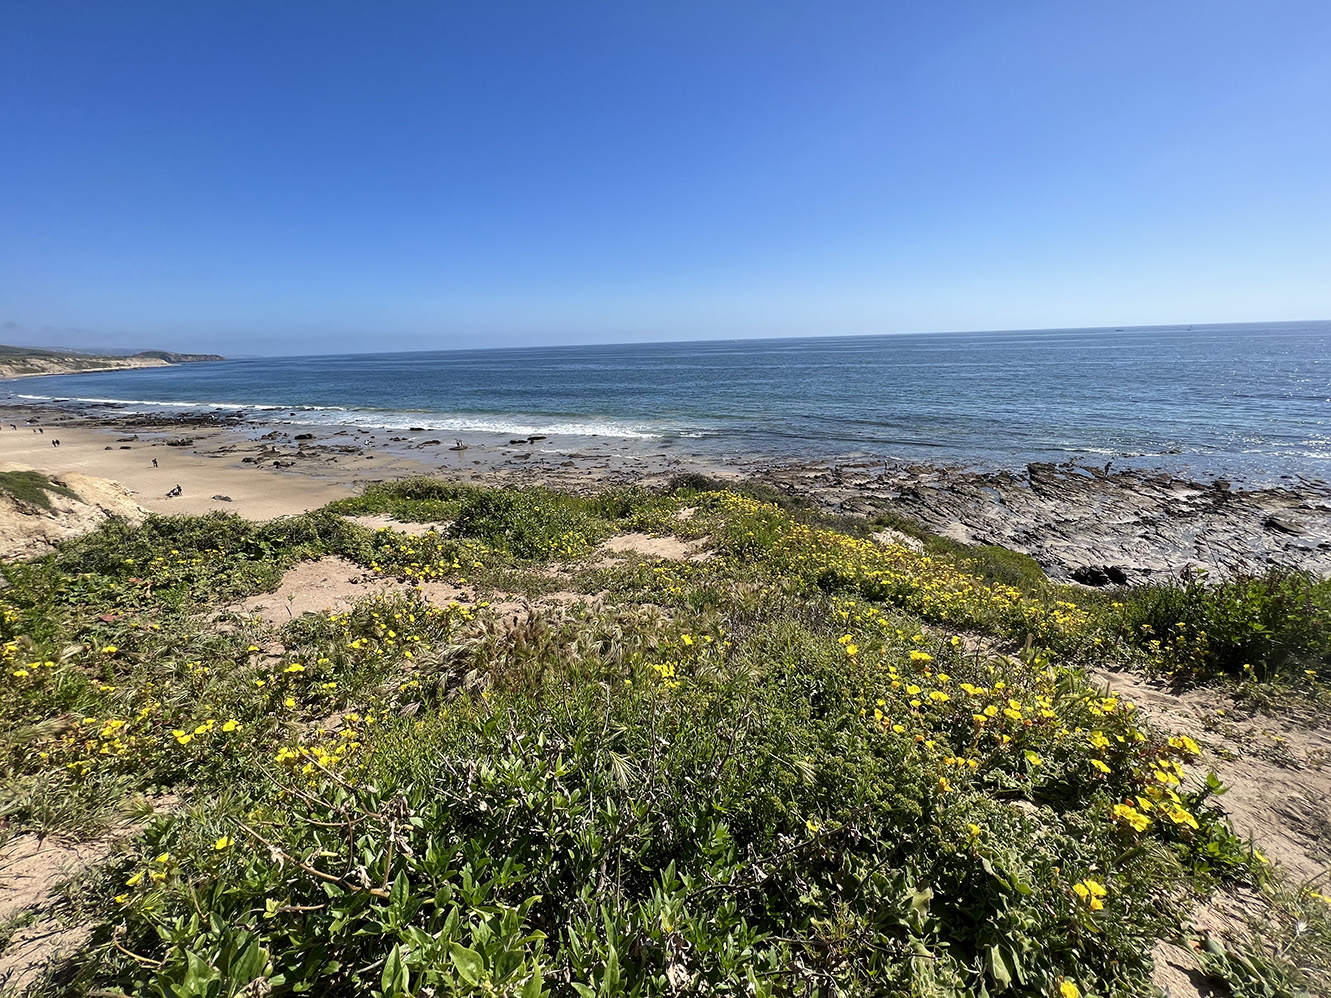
[599,531,708,561]
[232,556,470,624]
[0,836,111,993]
[1092,667,1331,996]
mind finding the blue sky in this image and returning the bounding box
[3,1,1329,355]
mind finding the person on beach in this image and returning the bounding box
[152,458,158,468]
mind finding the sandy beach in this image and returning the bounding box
[0,414,392,519]
[0,400,752,519]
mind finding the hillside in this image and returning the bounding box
[0,477,1327,996]
[0,345,223,380]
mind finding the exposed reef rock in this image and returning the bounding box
[760,462,1331,584]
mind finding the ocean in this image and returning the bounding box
[7,321,1331,485]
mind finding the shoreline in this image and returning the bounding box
[2,399,1330,583]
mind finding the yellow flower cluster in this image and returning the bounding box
[1072,878,1108,911]
[699,492,1090,644]
[368,529,488,583]
[274,710,375,778]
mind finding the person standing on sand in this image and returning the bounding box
[152,458,158,468]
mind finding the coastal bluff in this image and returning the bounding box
[0,345,223,380]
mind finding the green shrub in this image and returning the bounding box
[325,477,479,522]
[451,489,608,560]
[0,485,1305,996]
[1104,569,1331,683]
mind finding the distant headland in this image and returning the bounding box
[0,344,224,380]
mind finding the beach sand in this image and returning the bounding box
[0,418,395,519]
[0,404,727,521]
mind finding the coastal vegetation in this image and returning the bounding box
[1,479,1328,996]
[0,470,78,511]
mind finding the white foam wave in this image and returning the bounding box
[301,410,668,439]
[8,390,687,439]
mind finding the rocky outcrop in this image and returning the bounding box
[760,462,1331,584]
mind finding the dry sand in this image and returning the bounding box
[0,420,414,520]
[0,404,729,523]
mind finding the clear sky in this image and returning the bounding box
[3,1,1329,356]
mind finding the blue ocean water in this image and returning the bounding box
[7,322,1331,484]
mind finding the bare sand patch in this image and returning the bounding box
[1093,667,1331,884]
[234,557,608,631]
[600,532,707,561]
[0,836,108,926]
[0,422,425,522]
[234,557,468,623]
[344,514,445,536]
[0,835,111,993]
[1090,668,1331,995]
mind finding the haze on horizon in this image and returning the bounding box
[3,1,1329,358]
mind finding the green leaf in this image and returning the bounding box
[521,967,544,998]
[390,870,410,910]
[987,944,1015,990]
[449,943,485,986]
[381,943,409,996]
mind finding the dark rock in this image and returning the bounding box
[1264,514,1303,535]
[1071,565,1130,587]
